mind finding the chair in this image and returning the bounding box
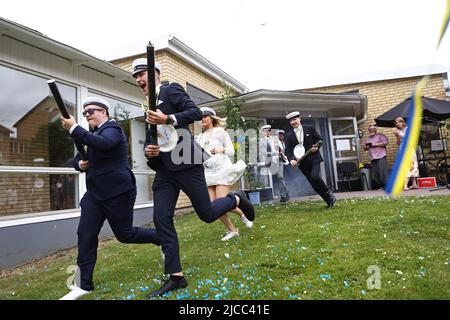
[338,162,368,191]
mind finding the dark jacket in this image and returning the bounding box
[285,124,323,168]
[72,120,135,201]
[145,83,208,172]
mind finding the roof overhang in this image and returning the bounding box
[200,89,367,119]
[168,37,248,94]
[0,17,136,85]
[108,35,248,94]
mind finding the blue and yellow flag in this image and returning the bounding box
[437,0,450,48]
[386,1,449,196]
[385,77,428,196]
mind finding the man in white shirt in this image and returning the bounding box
[284,112,336,208]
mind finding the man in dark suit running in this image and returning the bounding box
[132,58,255,297]
[59,97,161,300]
[284,111,336,208]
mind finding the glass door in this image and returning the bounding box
[327,117,361,191]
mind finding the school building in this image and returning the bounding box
[0,16,448,268]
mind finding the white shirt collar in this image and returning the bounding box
[97,119,109,128]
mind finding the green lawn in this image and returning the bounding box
[1,195,449,300]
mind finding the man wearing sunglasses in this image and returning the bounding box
[59,97,160,300]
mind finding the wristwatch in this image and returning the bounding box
[166,114,174,125]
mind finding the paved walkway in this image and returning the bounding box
[273,186,450,204]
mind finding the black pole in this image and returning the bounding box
[147,42,158,146]
[47,79,88,160]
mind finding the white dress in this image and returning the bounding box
[398,128,419,178]
[197,126,247,186]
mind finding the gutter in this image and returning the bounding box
[0,16,136,84]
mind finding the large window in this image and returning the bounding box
[0,65,78,216]
[87,92,153,204]
[0,173,77,216]
[186,83,218,105]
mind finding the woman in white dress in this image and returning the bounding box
[197,107,252,241]
[394,117,419,190]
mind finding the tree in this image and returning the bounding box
[216,84,258,160]
[216,84,262,190]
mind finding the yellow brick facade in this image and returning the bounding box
[297,74,448,167]
[112,51,232,209]
[112,51,226,98]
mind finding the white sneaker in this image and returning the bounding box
[221,230,239,241]
[241,215,253,228]
[59,285,92,300]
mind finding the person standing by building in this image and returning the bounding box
[59,97,161,300]
[196,107,252,241]
[394,117,419,190]
[258,125,278,187]
[276,129,290,202]
[363,125,389,189]
[284,111,336,208]
[132,58,255,297]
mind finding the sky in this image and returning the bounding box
[2,0,450,91]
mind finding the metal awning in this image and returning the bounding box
[199,89,367,119]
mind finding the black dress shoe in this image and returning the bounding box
[147,277,188,298]
[326,193,336,209]
[231,190,255,221]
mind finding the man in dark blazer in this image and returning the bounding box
[284,111,336,208]
[59,97,161,300]
[132,58,255,297]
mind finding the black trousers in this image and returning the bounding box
[299,161,331,203]
[152,164,237,274]
[371,156,389,188]
[77,189,160,291]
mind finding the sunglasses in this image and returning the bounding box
[82,108,104,117]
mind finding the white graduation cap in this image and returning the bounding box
[286,111,300,120]
[131,58,162,77]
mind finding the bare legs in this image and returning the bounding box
[208,185,243,232]
[404,177,418,190]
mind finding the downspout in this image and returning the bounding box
[355,94,368,164]
[356,94,368,125]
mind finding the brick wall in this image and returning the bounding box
[297,74,448,167]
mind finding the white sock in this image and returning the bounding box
[59,286,91,300]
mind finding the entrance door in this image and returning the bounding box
[327,117,361,191]
[130,120,151,203]
[267,118,323,198]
